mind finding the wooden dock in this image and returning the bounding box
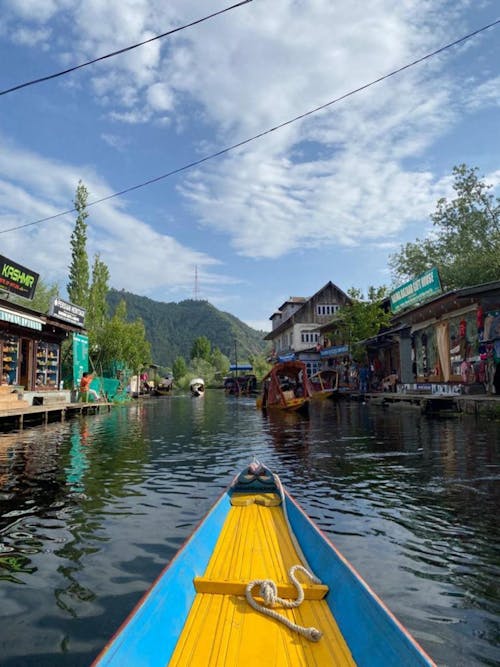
[361,390,500,415]
[0,402,112,430]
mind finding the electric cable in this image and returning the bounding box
[0,0,253,96]
[1,17,498,234]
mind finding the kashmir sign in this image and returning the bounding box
[390,267,442,314]
[50,297,86,328]
[0,255,39,300]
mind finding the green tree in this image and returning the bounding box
[87,254,110,337]
[191,336,211,361]
[248,353,272,381]
[209,347,230,375]
[172,356,187,380]
[67,180,90,309]
[389,164,500,289]
[331,287,392,361]
[94,300,151,373]
[190,357,215,386]
[9,278,59,313]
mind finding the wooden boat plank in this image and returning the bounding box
[193,577,329,599]
[169,593,356,666]
[168,497,355,666]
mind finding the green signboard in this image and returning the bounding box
[390,267,442,314]
[72,333,89,386]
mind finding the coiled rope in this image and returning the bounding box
[245,564,323,642]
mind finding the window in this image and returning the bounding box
[316,304,339,316]
[301,332,319,344]
[306,361,321,376]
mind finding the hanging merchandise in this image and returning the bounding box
[476,306,484,333]
[489,314,500,341]
[459,319,467,338]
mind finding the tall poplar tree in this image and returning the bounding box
[67,180,90,309]
[87,254,110,335]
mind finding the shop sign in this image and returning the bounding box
[50,297,86,327]
[390,267,442,314]
[0,255,39,299]
[415,383,433,393]
[73,333,89,385]
[320,344,349,358]
[0,306,43,330]
[278,352,296,362]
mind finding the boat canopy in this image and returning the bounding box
[229,364,253,372]
[261,361,312,405]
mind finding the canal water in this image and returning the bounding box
[0,392,498,666]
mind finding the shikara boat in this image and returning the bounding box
[189,377,205,397]
[154,375,173,396]
[309,369,339,400]
[256,360,311,413]
[224,373,257,396]
[92,461,435,667]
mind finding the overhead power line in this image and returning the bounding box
[0,0,253,97]
[1,17,499,235]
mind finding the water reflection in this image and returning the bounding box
[0,393,498,666]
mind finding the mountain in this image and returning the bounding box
[107,289,268,368]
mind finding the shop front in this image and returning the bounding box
[394,281,500,396]
[0,297,85,400]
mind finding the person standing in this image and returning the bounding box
[79,372,100,401]
[359,364,369,394]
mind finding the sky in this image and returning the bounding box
[0,0,499,332]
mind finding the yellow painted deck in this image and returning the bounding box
[168,493,356,666]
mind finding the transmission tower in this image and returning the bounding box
[194,265,200,300]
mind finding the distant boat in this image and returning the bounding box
[190,378,205,397]
[155,375,173,396]
[256,360,311,413]
[310,369,339,400]
[224,374,257,396]
[92,461,436,667]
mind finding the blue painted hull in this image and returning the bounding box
[92,474,435,666]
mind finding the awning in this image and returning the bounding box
[320,345,349,358]
[0,306,43,331]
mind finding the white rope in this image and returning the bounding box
[245,565,323,642]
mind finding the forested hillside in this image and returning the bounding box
[107,289,268,368]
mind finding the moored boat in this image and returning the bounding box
[92,461,435,667]
[224,373,257,396]
[189,377,205,397]
[155,374,173,395]
[309,369,339,400]
[256,360,311,413]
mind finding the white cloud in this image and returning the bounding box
[464,75,500,110]
[11,26,51,46]
[147,82,174,112]
[6,0,64,22]
[0,141,222,298]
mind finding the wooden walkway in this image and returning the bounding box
[359,391,500,415]
[0,400,112,430]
